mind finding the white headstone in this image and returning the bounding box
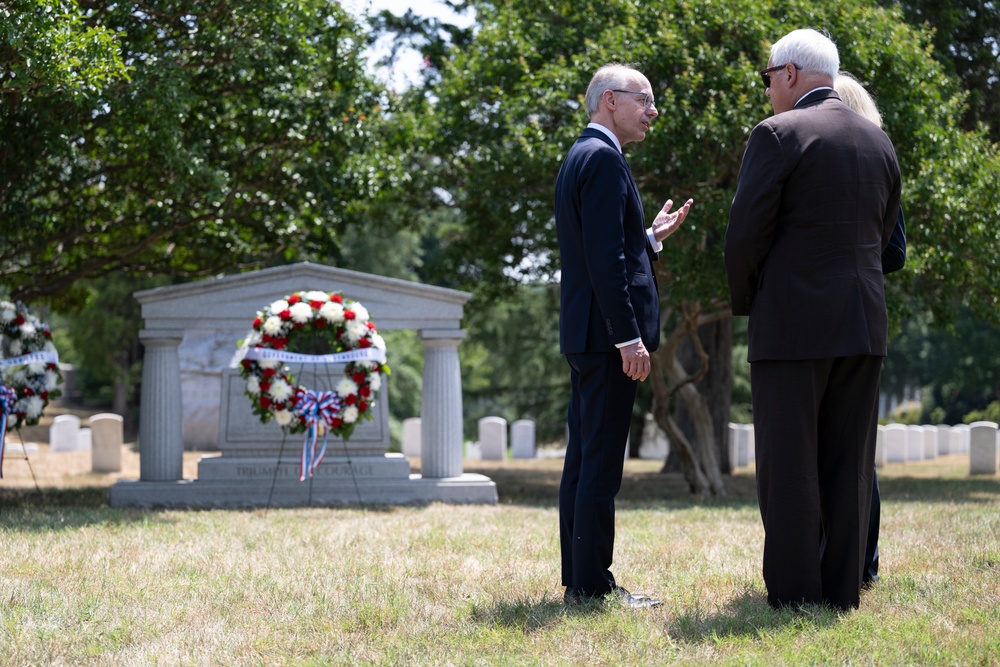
[90,413,124,473]
[510,419,536,459]
[936,424,952,455]
[906,425,925,461]
[49,414,81,452]
[922,425,938,459]
[732,423,750,468]
[478,416,507,460]
[747,425,755,464]
[875,425,887,468]
[952,424,971,454]
[969,421,999,475]
[639,413,669,460]
[884,423,907,462]
[78,427,93,451]
[465,441,481,460]
[401,417,422,457]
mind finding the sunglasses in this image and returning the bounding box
[759,62,800,88]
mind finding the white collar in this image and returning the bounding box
[795,86,834,108]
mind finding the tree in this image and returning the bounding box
[402,0,1000,494]
[883,0,1000,141]
[1,0,414,308]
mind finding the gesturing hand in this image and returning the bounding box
[619,340,651,382]
[651,198,694,243]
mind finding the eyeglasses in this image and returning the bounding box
[759,63,800,88]
[611,89,656,109]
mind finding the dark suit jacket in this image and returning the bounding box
[725,89,902,362]
[555,128,660,354]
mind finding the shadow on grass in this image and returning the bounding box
[468,593,618,633]
[666,587,839,643]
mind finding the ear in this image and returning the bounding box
[603,89,616,109]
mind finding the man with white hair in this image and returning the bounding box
[725,30,902,611]
[555,63,692,608]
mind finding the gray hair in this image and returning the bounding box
[770,29,839,79]
[834,72,883,127]
[585,64,642,116]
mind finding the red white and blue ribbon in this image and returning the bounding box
[0,384,17,479]
[293,389,343,481]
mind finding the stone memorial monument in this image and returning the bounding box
[110,262,497,508]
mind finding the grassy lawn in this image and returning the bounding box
[1,448,998,666]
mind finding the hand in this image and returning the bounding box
[651,198,694,243]
[619,340,651,382]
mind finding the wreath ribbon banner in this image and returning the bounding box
[0,351,60,368]
[0,385,17,478]
[243,347,386,365]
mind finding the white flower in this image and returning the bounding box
[259,358,281,370]
[262,316,284,336]
[345,320,367,343]
[342,405,359,423]
[20,323,36,337]
[350,304,370,322]
[304,291,330,303]
[9,340,23,356]
[45,372,59,390]
[0,305,14,322]
[268,378,293,403]
[269,299,289,315]
[288,302,313,324]
[318,301,344,323]
[246,376,261,395]
[27,362,46,375]
[369,373,382,392]
[371,333,386,350]
[25,396,44,418]
[44,341,57,353]
[274,409,293,426]
[336,378,359,397]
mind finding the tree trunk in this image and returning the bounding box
[649,302,731,496]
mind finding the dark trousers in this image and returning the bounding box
[751,355,882,611]
[863,468,880,584]
[559,351,636,597]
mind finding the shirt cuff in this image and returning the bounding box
[615,337,642,349]
[647,228,663,253]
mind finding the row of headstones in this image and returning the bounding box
[402,416,537,460]
[47,413,125,473]
[728,421,1000,475]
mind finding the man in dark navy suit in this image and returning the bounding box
[725,30,901,611]
[555,63,692,608]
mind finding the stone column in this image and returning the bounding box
[419,329,466,478]
[138,329,185,481]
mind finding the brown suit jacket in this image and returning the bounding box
[725,89,901,362]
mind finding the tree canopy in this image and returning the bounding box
[1,0,414,308]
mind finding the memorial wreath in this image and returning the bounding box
[235,290,389,480]
[1,300,62,478]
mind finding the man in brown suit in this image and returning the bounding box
[724,29,901,611]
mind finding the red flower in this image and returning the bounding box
[331,417,343,428]
[43,329,52,339]
[345,395,357,406]
[253,317,262,329]
[331,294,343,304]
[344,310,356,320]
[288,294,302,305]
[262,368,276,379]
[358,400,368,412]
[41,391,49,400]
[261,334,272,344]
[259,381,272,392]
[367,322,376,330]
[22,387,34,397]
[14,315,24,325]
[352,371,366,384]
[260,396,272,408]
[359,386,371,398]
[359,338,371,348]
[310,300,324,309]
[272,338,288,350]
[315,319,327,328]
[279,309,292,321]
